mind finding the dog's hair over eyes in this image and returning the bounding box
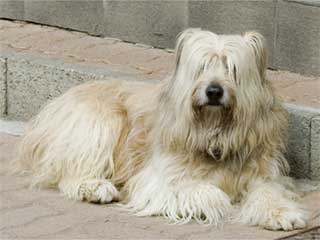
[157,29,287,168]
[14,28,308,230]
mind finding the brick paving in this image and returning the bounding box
[0,132,319,239]
[276,226,320,240]
[0,20,319,108]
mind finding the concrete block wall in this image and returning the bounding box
[103,1,188,49]
[0,0,319,76]
[311,116,320,179]
[275,1,320,76]
[0,0,24,19]
[285,104,320,180]
[2,52,144,120]
[24,0,105,35]
[0,57,6,116]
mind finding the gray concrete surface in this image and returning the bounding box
[311,116,320,180]
[24,0,105,35]
[0,57,5,117]
[0,0,24,20]
[0,132,319,239]
[103,1,188,49]
[5,52,144,120]
[1,0,319,75]
[285,104,320,180]
[275,0,320,76]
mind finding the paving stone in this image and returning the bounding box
[0,132,319,239]
[9,28,84,53]
[0,57,5,117]
[189,0,276,67]
[10,211,100,239]
[0,23,51,43]
[0,204,59,230]
[311,116,320,180]
[268,71,320,108]
[38,34,106,57]
[0,19,25,29]
[70,41,142,63]
[108,47,173,74]
[275,1,320,76]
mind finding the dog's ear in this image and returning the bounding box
[244,31,267,79]
[174,28,201,71]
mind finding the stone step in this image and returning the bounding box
[0,0,319,76]
[0,20,319,180]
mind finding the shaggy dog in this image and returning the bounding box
[16,29,308,230]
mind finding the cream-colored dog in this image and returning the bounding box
[16,29,309,230]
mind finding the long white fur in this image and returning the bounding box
[15,29,309,230]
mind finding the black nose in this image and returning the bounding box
[205,84,224,105]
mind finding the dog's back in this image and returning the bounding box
[15,80,157,202]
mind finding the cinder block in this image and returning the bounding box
[0,57,6,117]
[24,0,104,35]
[6,53,143,120]
[285,104,320,179]
[0,0,24,20]
[189,0,276,67]
[275,1,320,76]
[311,116,320,180]
[103,1,188,49]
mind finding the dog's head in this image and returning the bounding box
[158,29,284,155]
[168,28,268,120]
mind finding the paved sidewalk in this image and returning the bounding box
[0,20,319,108]
[0,132,320,239]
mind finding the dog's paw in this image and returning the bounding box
[237,198,309,231]
[263,206,309,231]
[78,179,119,203]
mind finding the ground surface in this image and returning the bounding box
[0,20,319,108]
[0,132,319,239]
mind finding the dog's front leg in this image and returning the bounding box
[127,155,232,225]
[171,182,233,225]
[237,178,309,230]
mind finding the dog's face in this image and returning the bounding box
[158,29,271,152]
[170,29,267,118]
[192,55,234,108]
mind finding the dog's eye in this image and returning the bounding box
[225,62,229,72]
[195,64,206,80]
[222,56,229,72]
[233,66,239,84]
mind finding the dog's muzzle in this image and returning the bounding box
[205,84,224,106]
